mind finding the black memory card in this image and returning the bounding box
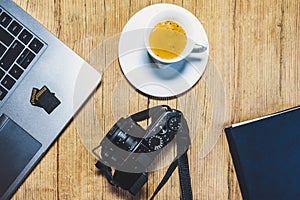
[30,85,60,114]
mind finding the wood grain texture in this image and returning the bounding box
[10,0,299,199]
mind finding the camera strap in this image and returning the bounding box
[149,150,192,200]
[96,149,192,200]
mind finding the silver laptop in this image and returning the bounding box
[0,1,101,199]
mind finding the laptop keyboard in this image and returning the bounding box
[0,7,45,101]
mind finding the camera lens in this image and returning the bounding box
[124,136,139,151]
[116,130,127,142]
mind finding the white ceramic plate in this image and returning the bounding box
[118,3,209,97]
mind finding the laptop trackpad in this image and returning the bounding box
[0,114,41,197]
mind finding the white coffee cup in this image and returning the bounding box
[144,8,207,65]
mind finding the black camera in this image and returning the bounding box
[93,105,190,195]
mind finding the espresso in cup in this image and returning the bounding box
[149,20,187,60]
[144,9,207,65]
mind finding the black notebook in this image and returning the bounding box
[225,106,300,200]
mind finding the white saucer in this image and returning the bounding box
[118,4,209,97]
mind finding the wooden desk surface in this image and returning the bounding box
[12,0,299,199]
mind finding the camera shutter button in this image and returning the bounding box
[158,125,168,134]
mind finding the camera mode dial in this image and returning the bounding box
[168,116,181,131]
[148,135,164,151]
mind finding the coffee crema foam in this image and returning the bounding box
[149,20,187,59]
